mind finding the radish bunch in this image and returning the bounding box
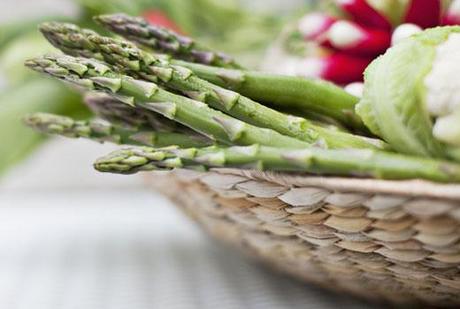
[275,0,460,87]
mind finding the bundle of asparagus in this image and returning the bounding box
[23,14,460,183]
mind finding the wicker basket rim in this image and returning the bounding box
[210,168,460,201]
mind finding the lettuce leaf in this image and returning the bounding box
[357,27,460,159]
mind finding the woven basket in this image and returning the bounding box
[146,169,460,306]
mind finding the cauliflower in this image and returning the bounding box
[357,26,460,161]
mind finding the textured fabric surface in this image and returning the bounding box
[0,139,374,309]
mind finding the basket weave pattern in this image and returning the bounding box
[148,169,460,305]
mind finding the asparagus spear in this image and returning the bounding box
[25,54,310,149]
[91,14,363,129]
[95,147,180,173]
[39,22,383,150]
[24,112,211,148]
[94,14,242,69]
[174,60,364,129]
[93,144,460,183]
[84,93,186,133]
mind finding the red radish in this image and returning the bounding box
[335,0,392,30]
[298,13,336,40]
[404,0,441,28]
[290,0,460,85]
[327,21,391,56]
[443,0,460,25]
[298,53,372,84]
[142,10,183,33]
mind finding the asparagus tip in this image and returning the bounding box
[23,112,73,134]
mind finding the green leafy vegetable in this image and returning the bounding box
[357,26,460,161]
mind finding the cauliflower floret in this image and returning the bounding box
[424,32,460,117]
[424,32,460,146]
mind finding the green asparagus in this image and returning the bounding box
[95,146,181,173]
[26,54,311,149]
[174,61,364,129]
[90,14,363,129]
[94,14,241,69]
[93,144,460,183]
[19,16,460,185]
[39,21,383,150]
[24,112,211,148]
[84,93,186,133]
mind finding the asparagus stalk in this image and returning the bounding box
[39,22,383,150]
[93,144,460,183]
[91,14,363,129]
[174,60,364,129]
[25,54,310,149]
[94,14,242,69]
[84,93,185,133]
[24,112,212,148]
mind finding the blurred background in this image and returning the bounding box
[0,0,377,308]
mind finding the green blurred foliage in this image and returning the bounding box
[0,79,89,176]
[0,32,57,85]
